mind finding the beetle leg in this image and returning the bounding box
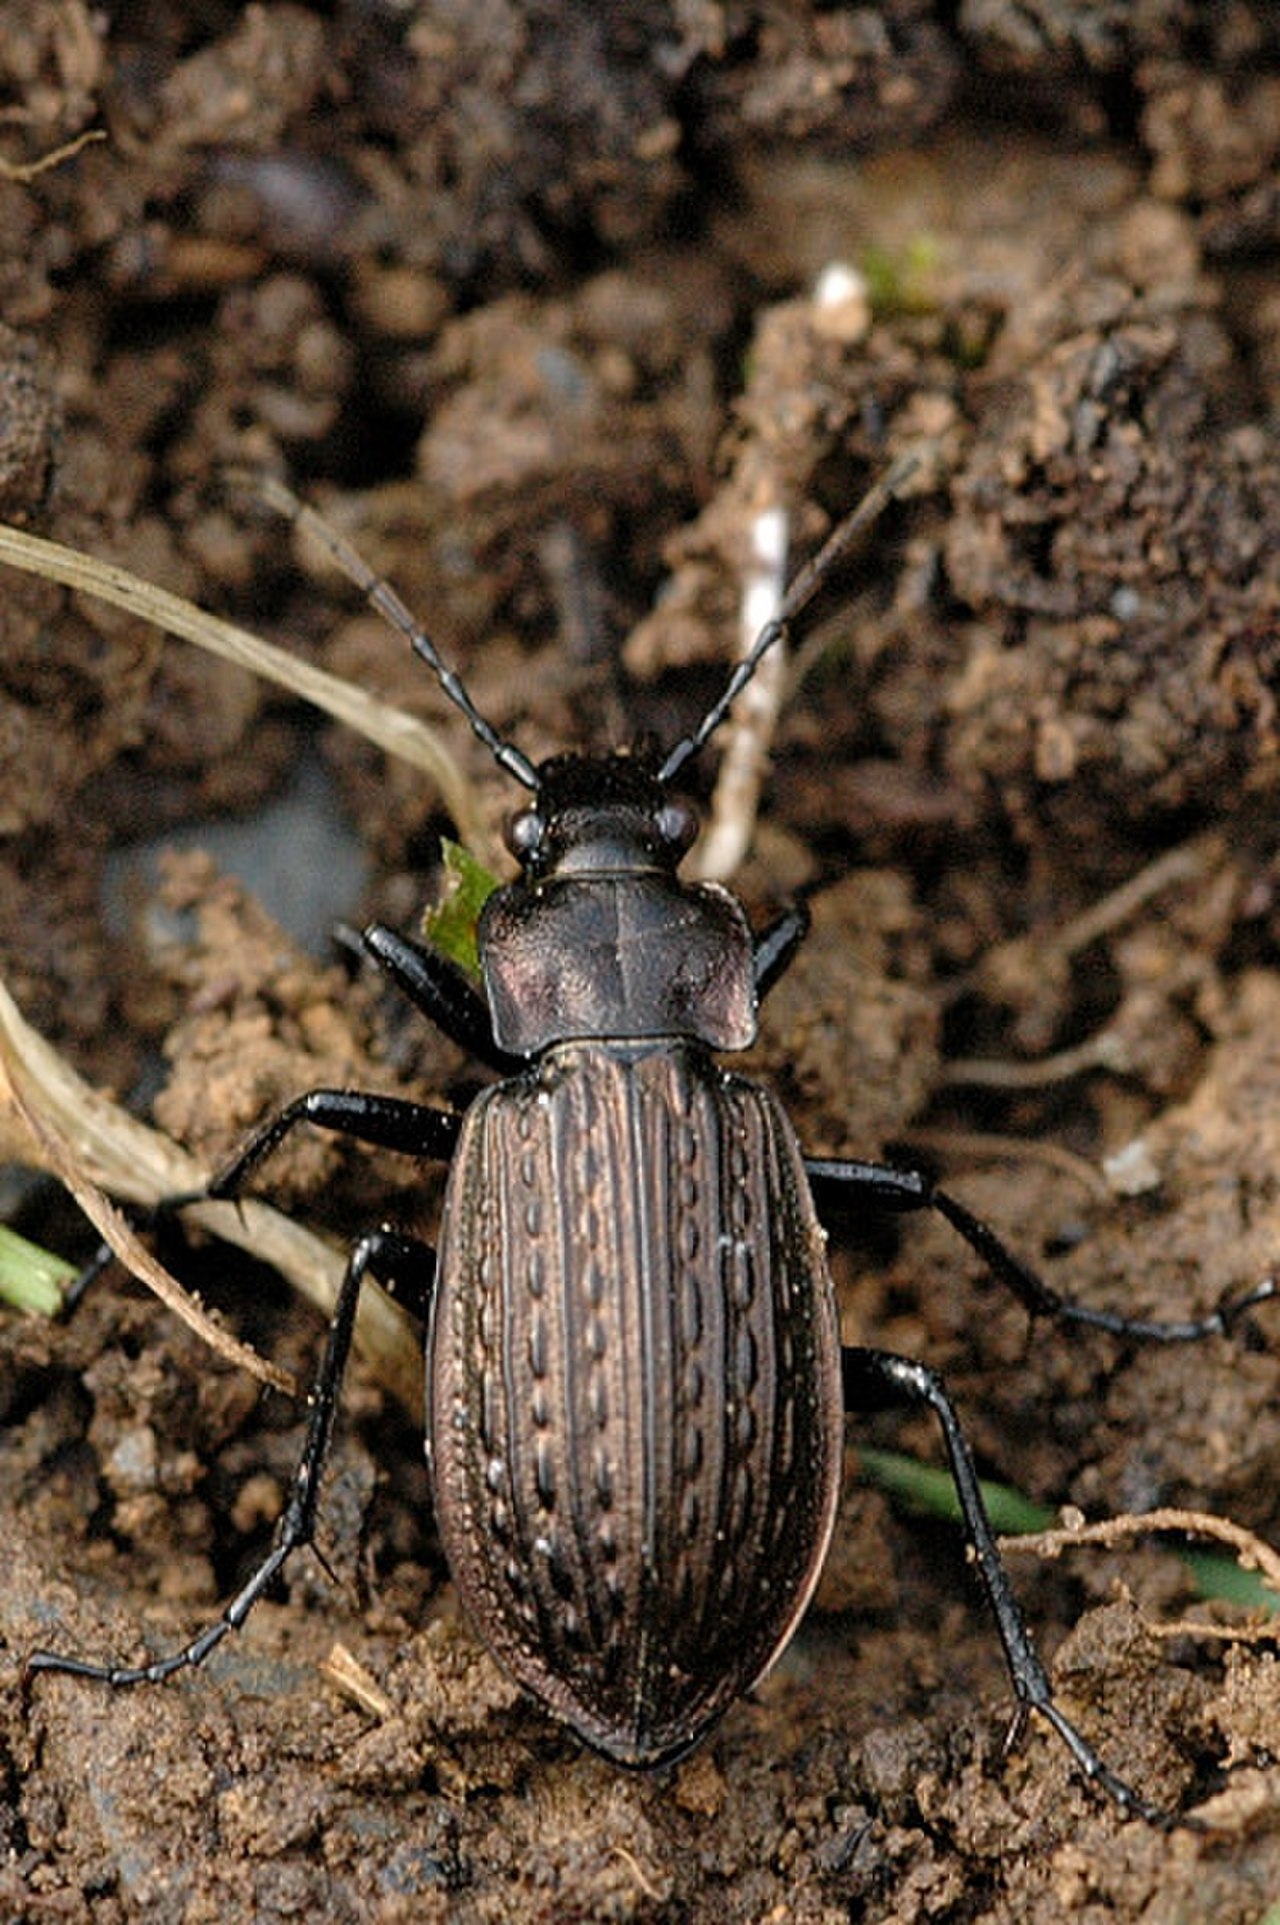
[362,922,521,1073]
[204,1089,462,1201]
[28,1227,433,1690]
[58,1238,124,1317]
[808,1156,1275,1342]
[841,1343,1173,1826]
[64,1093,459,1305]
[362,1225,438,1324]
[752,902,810,1002]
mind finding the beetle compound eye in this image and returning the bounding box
[505,807,545,861]
[656,801,697,854]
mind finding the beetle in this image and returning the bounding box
[25,460,1273,1822]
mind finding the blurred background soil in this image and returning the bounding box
[1,3,1279,1919]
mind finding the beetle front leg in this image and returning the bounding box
[841,1344,1171,1825]
[28,1227,433,1688]
[752,902,810,1002]
[362,922,521,1073]
[809,1156,1275,1342]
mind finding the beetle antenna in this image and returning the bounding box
[240,474,541,791]
[658,450,922,785]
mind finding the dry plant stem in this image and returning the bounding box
[0,979,422,1410]
[685,262,875,883]
[899,1127,1113,1201]
[691,501,789,883]
[0,519,485,850]
[943,1031,1134,1091]
[320,1642,396,1718]
[1003,1506,1280,1624]
[1140,1616,1280,1648]
[609,1846,666,1905]
[0,127,105,182]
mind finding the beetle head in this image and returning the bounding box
[503,749,698,881]
[481,745,756,1052]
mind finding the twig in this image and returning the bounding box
[0,126,105,183]
[1002,1506,1280,1621]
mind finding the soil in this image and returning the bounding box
[1,4,1280,1920]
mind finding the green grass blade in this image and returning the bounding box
[0,1224,76,1316]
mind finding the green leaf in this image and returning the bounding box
[1180,1550,1280,1616]
[421,838,502,983]
[859,237,940,317]
[0,1224,76,1316]
[858,1448,1280,1615]
[858,1447,1055,1536]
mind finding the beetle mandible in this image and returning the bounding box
[25,459,1274,1823]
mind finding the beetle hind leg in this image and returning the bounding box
[841,1344,1174,1827]
[28,1226,434,1689]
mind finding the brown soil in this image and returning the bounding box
[2,4,1280,1920]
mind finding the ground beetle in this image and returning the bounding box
[26,460,1274,1823]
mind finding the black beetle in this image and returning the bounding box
[26,462,1274,1822]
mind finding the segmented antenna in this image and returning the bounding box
[241,455,918,798]
[658,450,922,785]
[247,475,541,791]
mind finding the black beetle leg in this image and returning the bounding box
[203,1089,462,1203]
[841,1344,1173,1827]
[61,1093,458,1307]
[58,1238,124,1318]
[362,921,522,1074]
[752,902,811,1003]
[808,1156,1274,1343]
[28,1227,434,1689]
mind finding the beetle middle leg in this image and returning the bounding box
[27,1226,433,1687]
[841,1344,1172,1826]
[808,1155,1276,1342]
[190,1088,459,1322]
[202,1087,461,1203]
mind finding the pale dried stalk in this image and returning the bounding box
[0,979,422,1409]
[690,502,789,882]
[0,519,484,849]
[0,127,105,183]
[688,262,873,884]
[320,1642,396,1718]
